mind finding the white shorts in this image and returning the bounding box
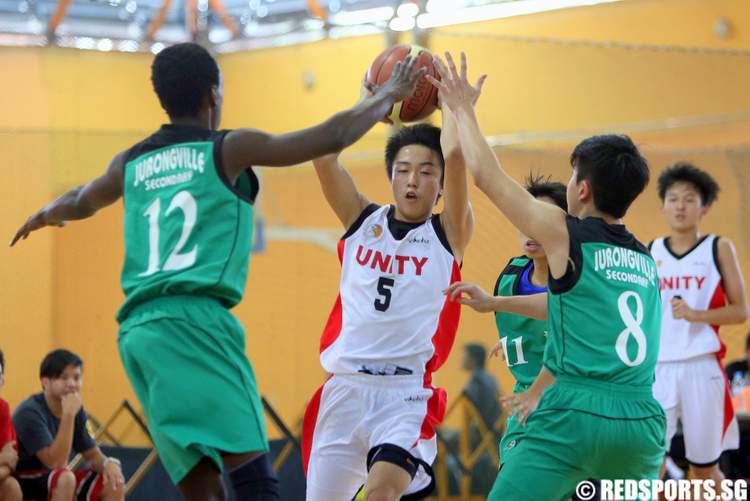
[653,354,739,465]
[301,374,443,501]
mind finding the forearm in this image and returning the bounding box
[86,450,107,474]
[528,366,556,396]
[40,185,98,224]
[491,294,548,320]
[453,104,510,191]
[325,92,398,151]
[43,414,75,468]
[692,304,749,325]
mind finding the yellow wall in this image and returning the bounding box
[1,0,750,443]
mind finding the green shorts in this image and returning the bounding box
[118,295,268,484]
[499,382,530,466]
[488,375,666,501]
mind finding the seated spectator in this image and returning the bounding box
[0,349,22,501]
[726,332,750,384]
[13,349,125,501]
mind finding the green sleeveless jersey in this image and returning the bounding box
[545,216,661,387]
[117,124,258,321]
[494,256,548,389]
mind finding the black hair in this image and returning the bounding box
[657,162,720,207]
[385,124,444,184]
[0,349,4,375]
[570,134,649,219]
[151,43,220,119]
[525,173,567,211]
[745,331,750,351]
[464,343,486,370]
[40,349,83,379]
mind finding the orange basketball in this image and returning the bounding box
[366,44,439,123]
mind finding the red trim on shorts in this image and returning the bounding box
[301,379,328,476]
[319,240,346,353]
[48,468,66,501]
[416,261,461,444]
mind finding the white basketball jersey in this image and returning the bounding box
[651,235,726,362]
[319,205,461,377]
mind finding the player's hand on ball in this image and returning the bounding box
[427,52,486,112]
[444,281,493,312]
[10,210,65,246]
[378,56,427,103]
[503,390,541,427]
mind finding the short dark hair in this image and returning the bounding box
[151,43,220,119]
[464,343,486,369]
[657,162,720,207]
[40,349,83,379]
[570,135,649,218]
[745,331,750,351]
[385,124,444,183]
[0,349,4,375]
[525,173,567,211]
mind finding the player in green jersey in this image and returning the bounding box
[429,52,666,500]
[445,175,567,467]
[10,43,425,501]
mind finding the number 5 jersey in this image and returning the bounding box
[319,204,461,378]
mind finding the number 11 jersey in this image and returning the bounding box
[320,204,461,377]
[118,124,258,321]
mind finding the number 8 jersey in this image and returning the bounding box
[544,216,662,387]
[118,125,258,321]
[320,204,461,377]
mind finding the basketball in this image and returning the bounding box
[366,44,439,123]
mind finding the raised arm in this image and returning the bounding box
[427,53,570,278]
[312,152,371,229]
[438,84,481,260]
[222,58,426,182]
[11,152,125,246]
[672,237,749,325]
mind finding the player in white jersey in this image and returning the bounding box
[301,80,481,501]
[651,162,749,482]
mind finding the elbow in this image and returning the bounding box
[472,170,489,191]
[738,304,750,324]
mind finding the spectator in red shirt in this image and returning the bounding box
[0,349,22,501]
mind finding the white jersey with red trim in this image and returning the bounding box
[651,234,726,362]
[319,204,461,377]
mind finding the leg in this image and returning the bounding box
[177,458,226,501]
[0,476,22,501]
[690,463,724,482]
[363,461,412,501]
[223,452,280,501]
[50,469,76,501]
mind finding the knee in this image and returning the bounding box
[690,464,722,480]
[0,476,22,501]
[54,469,77,495]
[364,485,400,501]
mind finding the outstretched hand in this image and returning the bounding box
[377,56,428,103]
[426,52,486,112]
[443,281,494,312]
[10,210,64,247]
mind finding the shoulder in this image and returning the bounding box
[342,203,382,240]
[12,394,46,421]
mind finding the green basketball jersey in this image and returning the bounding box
[545,216,661,387]
[494,256,548,389]
[118,124,258,321]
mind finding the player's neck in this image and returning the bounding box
[576,204,621,225]
[43,392,62,418]
[393,206,430,224]
[668,227,701,253]
[531,258,549,287]
[170,115,210,129]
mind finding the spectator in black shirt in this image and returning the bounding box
[12,349,124,501]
